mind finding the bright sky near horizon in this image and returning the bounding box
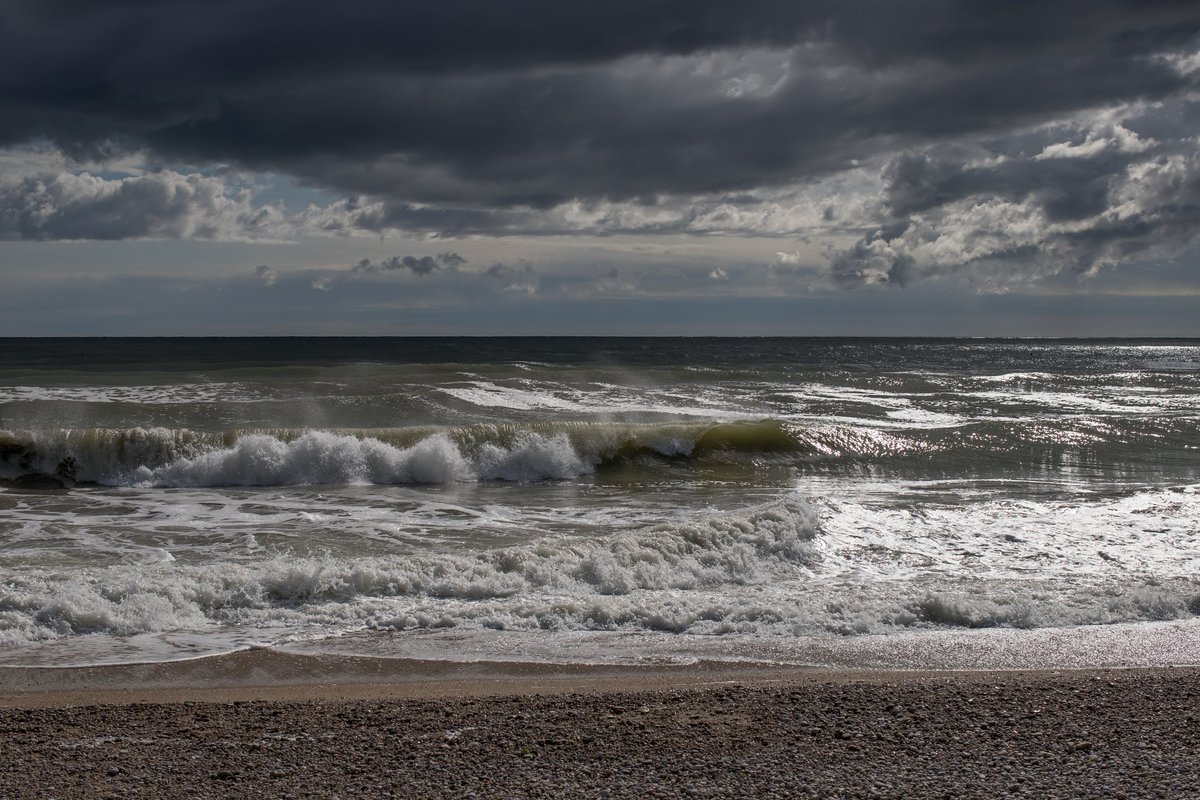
[1,1,1199,335]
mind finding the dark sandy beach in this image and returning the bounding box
[0,652,1196,799]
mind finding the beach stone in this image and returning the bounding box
[2,668,1199,799]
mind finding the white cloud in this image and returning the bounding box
[1035,122,1152,161]
[0,168,290,241]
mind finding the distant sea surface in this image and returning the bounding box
[1,338,1197,667]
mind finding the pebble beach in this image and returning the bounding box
[1,660,1196,799]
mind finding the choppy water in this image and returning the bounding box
[1,338,1198,667]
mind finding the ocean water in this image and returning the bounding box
[1,337,1198,668]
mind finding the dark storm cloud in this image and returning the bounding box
[883,150,1124,221]
[2,1,1197,209]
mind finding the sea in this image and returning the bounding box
[1,338,1197,670]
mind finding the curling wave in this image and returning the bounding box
[2,413,1198,488]
[0,421,806,487]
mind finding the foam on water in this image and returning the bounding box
[0,490,1195,658]
[140,432,474,487]
[1,428,601,487]
[817,487,1200,581]
[0,496,821,645]
[0,383,268,405]
[439,380,749,419]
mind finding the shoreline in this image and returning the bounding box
[1,644,1197,708]
[0,648,819,708]
[4,617,1198,708]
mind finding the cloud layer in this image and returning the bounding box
[1,1,1198,289]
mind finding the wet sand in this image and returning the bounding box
[0,652,1197,798]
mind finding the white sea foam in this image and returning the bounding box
[137,432,462,487]
[0,491,1196,650]
[0,383,266,404]
[0,428,604,487]
[439,383,587,413]
[815,486,1200,581]
[135,431,593,487]
[476,433,591,481]
[439,381,758,419]
[973,388,1187,415]
[0,496,822,645]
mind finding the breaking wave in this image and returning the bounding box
[0,491,1195,646]
[0,496,823,643]
[3,415,1197,488]
[0,421,817,487]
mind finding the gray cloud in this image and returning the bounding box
[2,3,1196,213]
[828,110,1200,289]
[484,261,540,294]
[351,252,465,276]
[254,264,278,286]
[0,169,286,241]
[305,252,471,292]
[830,227,915,288]
[590,266,638,295]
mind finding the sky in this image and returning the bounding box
[1,1,1199,336]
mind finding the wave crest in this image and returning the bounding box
[4,414,1198,488]
[1,422,798,487]
[138,431,475,487]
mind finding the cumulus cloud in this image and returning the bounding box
[827,111,1200,290]
[304,252,471,292]
[829,227,916,288]
[0,169,288,241]
[351,252,465,276]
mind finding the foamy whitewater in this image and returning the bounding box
[1,338,1198,668]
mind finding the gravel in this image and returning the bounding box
[1,667,1196,799]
